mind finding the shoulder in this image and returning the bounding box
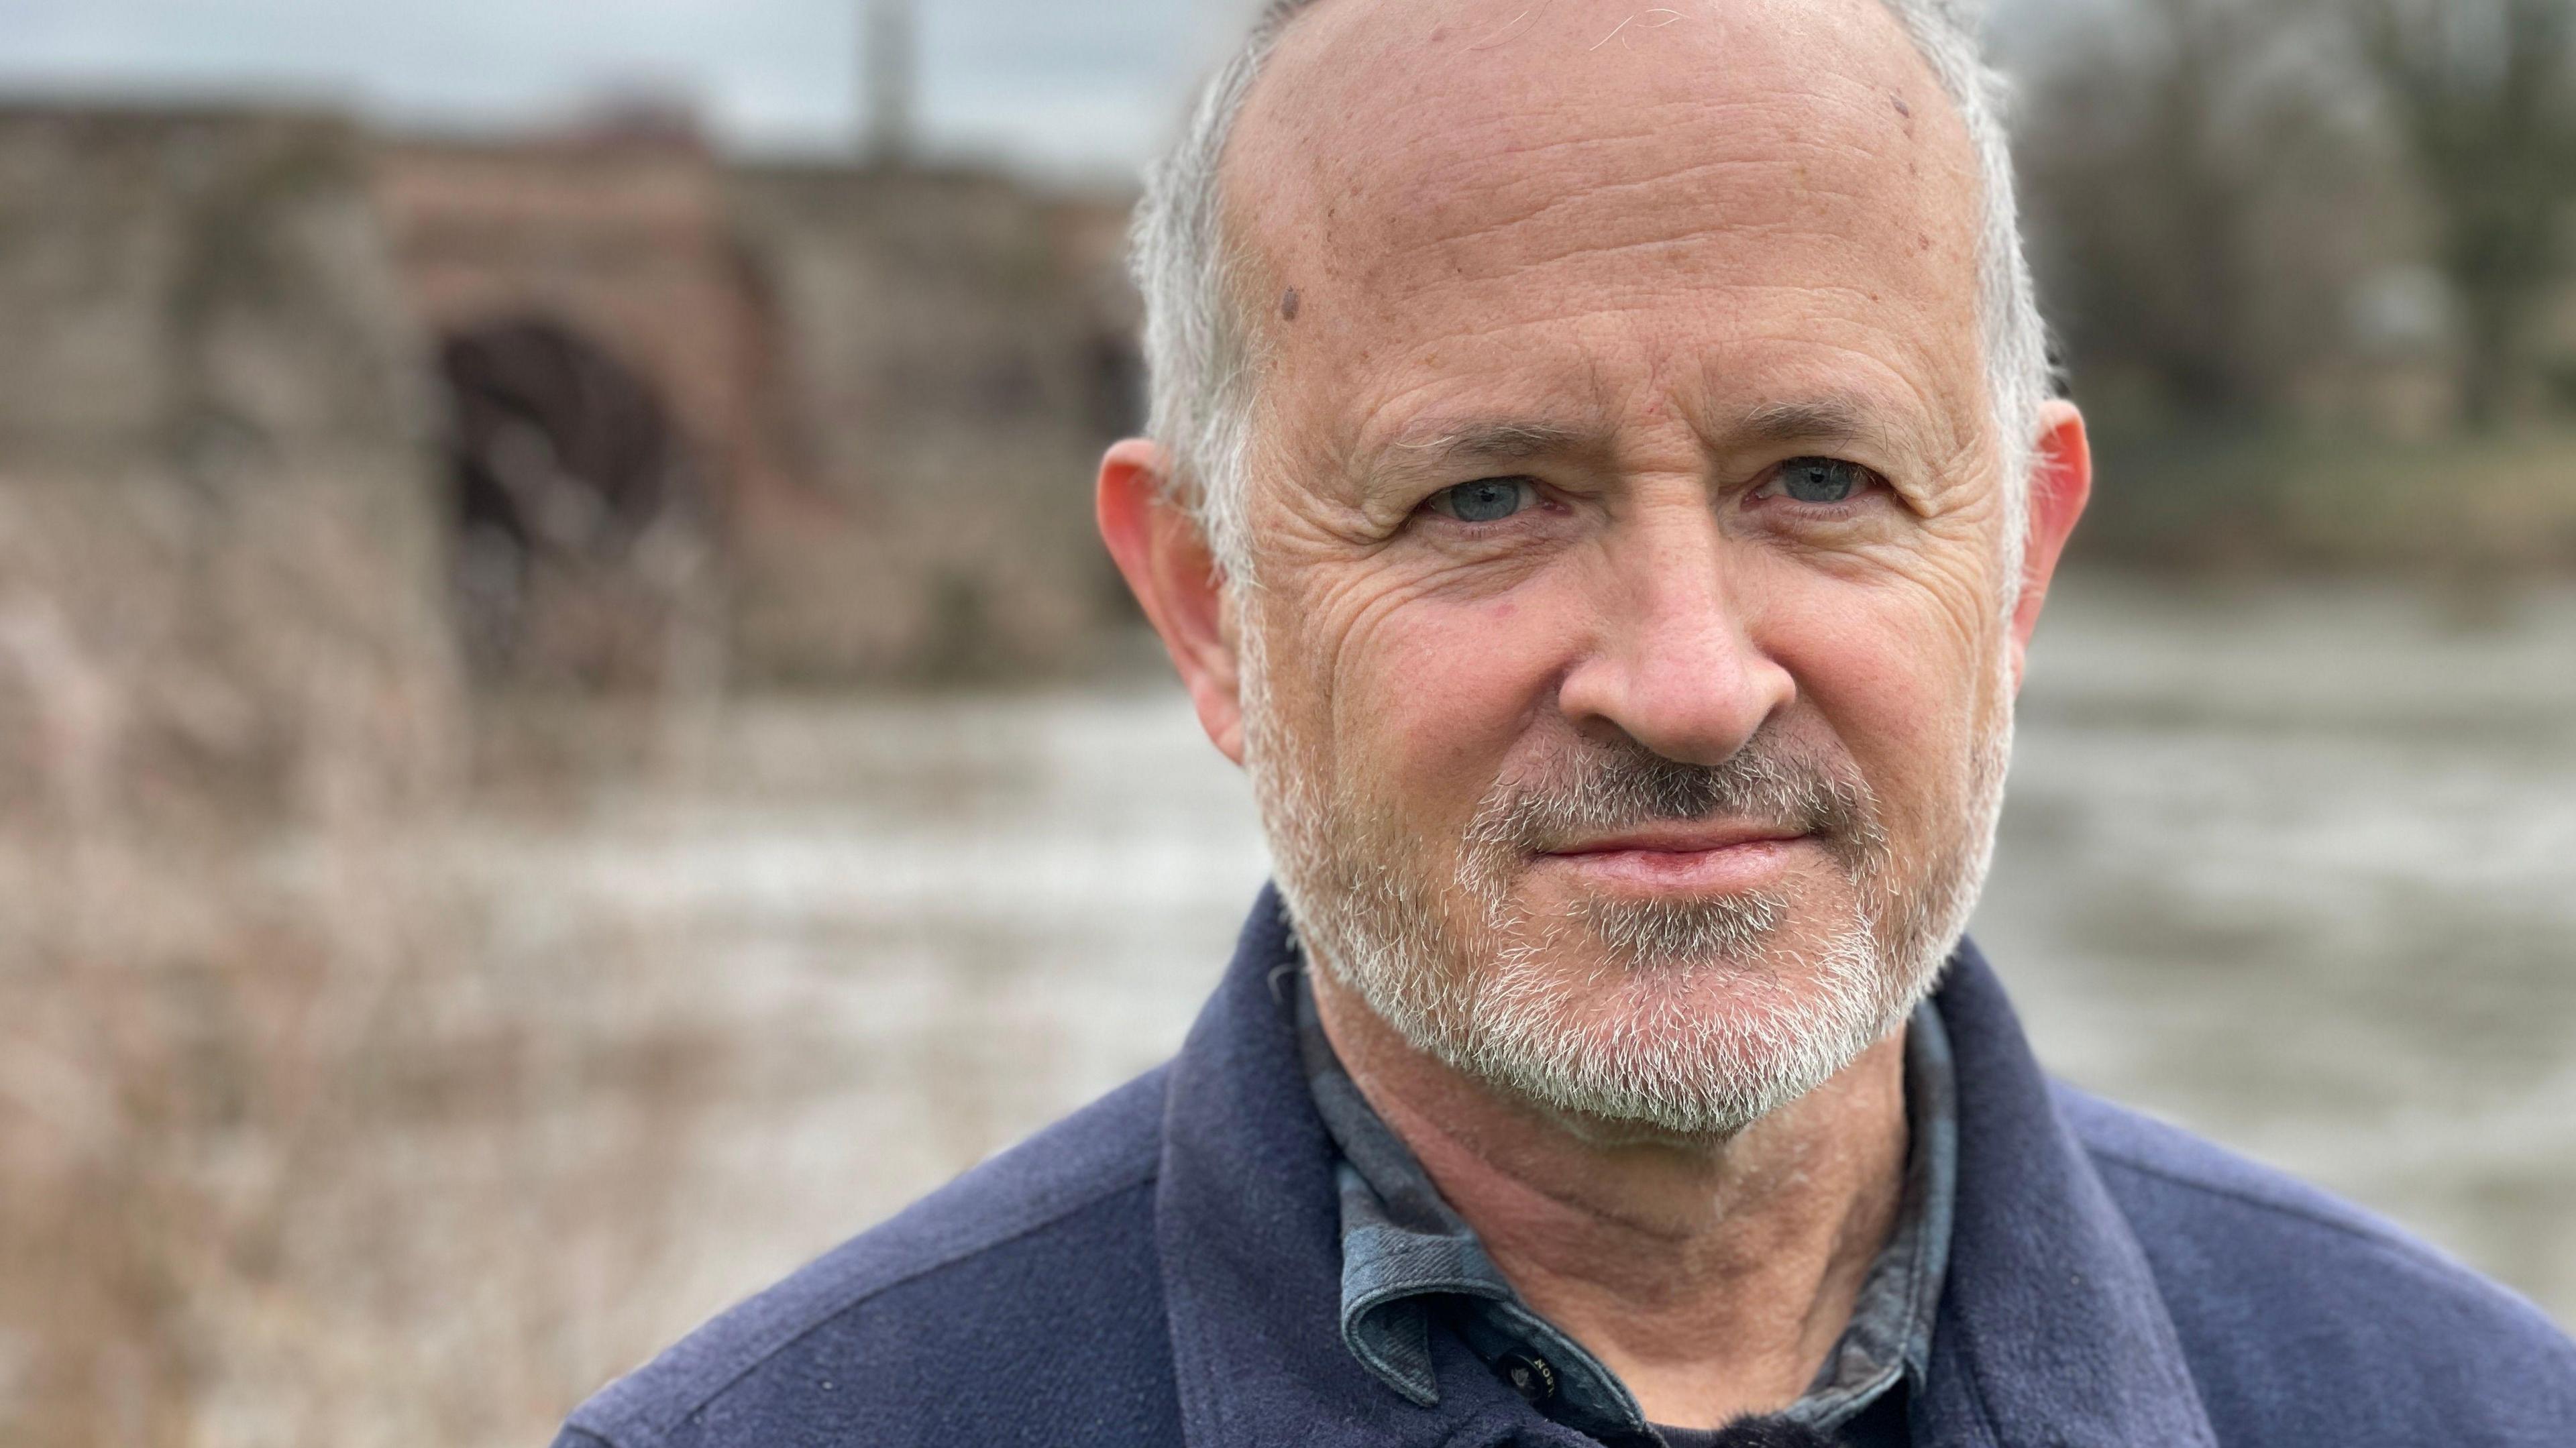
[2054,1082,2576,1445]
[558,1066,1182,1448]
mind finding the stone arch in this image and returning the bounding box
[436,316,718,691]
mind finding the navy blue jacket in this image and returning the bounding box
[556,889,2576,1447]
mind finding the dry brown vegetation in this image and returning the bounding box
[0,728,728,1448]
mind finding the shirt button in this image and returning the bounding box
[1495,1349,1558,1406]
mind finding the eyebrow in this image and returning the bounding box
[1347,419,1599,500]
[1385,419,1591,470]
[1725,393,1937,465]
[1733,396,1877,447]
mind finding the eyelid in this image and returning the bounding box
[1422,474,1543,518]
[1752,456,1886,500]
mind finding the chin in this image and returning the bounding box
[1328,892,1929,1140]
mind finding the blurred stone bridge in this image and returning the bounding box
[0,101,1144,820]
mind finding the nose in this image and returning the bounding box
[1554,503,1794,767]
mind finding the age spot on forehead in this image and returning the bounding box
[1281,286,1302,322]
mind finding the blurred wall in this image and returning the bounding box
[371,120,1141,691]
[0,105,462,835]
[722,162,1140,683]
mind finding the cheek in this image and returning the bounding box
[1318,588,1565,833]
[1752,560,1996,838]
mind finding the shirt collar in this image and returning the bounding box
[1293,958,1956,1441]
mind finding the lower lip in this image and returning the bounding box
[1540,838,1809,892]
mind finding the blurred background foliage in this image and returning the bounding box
[2014,0,2576,568]
[1,1,2571,1445]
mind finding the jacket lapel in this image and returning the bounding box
[1155,892,2220,1448]
[1917,942,2220,1448]
[1155,887,1572,1447]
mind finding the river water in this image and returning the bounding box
[455,574,2576,1404]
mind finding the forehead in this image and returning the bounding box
[1224,0,1989,459]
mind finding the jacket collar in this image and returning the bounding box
[1153,889,1552,1448]
[1912,938,2219,1447]
[1154,889,2219,1448]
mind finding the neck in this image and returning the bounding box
[1309,966,1911,1431]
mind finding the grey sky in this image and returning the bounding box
[0,0,1262,180]
[0,0,2066,181]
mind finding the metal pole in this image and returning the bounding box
[863,0,916,166]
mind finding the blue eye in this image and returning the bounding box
[1436,478,1534,522]
[1774,457,1873,504]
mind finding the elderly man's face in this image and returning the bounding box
[1108,0,2088,1137]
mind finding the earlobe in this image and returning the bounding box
[1095,439,1248,765]
[2007,400,2093,691]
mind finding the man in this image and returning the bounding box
[553,0,2576,1443]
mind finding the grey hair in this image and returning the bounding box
[1128,0,2054,600]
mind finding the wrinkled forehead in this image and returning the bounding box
[1221,0,1990,457]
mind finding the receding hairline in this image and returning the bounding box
[1204,0,1984,337]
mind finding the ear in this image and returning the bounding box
[2006,400,2092,693]
[1097,439,1247,765]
